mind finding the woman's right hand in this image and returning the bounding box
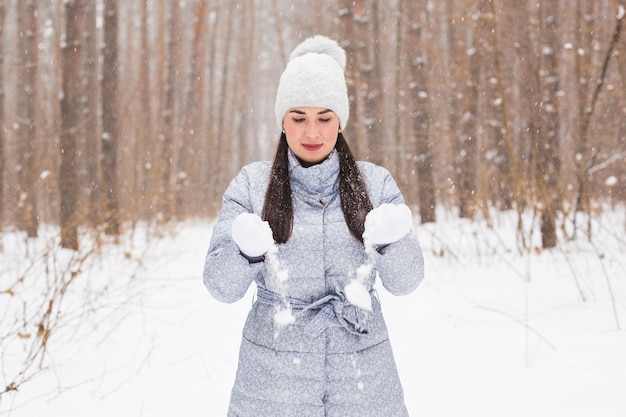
[231,212,275,258]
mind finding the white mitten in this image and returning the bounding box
[231,212,275,258]
[363,203,413,246]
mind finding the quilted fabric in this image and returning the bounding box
[203,149,424,415]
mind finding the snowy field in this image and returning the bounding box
[1,209,625,416]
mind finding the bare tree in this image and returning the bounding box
[102,0,120,235]
[0,0,5,229]
[82,0,101,227]
[575,0,625,225]
[357,1,385,164]
[15,0,39,238]
[616,3,626,204]
[234,0,257,169]
[137,0,152,219]
[478,0,514,212]
[1,1,625,248]
[338,1,362,157]
[59,0,87,250]
[158,0,182,222]
[619,3,626,99]
[512,0,546,248]
[271,0,287,65]
[209,0,237,213]
[443,0,471,218]
[535,0,562,249]
[340,0,385,164]
[177,0,208,216]
[453,1,478,219]
[404,0,436,223]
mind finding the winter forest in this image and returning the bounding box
[1,0,626,416]
[0,0,624,248]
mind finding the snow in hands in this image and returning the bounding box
[231,212,275,258]
[230,204,412,327]
[265,248,294,328]
[362,203,413,248]
[231,212,294,327]
[343,203,414,311]
[344,263,374,312]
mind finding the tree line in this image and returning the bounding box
[0,0,624,251]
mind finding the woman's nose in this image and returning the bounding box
[304,122,320,139]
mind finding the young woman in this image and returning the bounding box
[203,35,424,417]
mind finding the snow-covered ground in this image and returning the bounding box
[1,209,625,416]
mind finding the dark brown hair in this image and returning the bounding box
[262,132,373,244]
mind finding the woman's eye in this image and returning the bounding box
[293,118,305,123]
[319,118,331,123]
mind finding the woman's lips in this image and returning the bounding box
[302,143,323,151]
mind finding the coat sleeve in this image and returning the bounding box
[203,166,265,303]
[367,166,425,296]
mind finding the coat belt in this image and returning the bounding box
[255,286,370,336]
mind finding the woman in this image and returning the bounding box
[203,35,424,417]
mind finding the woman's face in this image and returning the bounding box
[282,107,340,166]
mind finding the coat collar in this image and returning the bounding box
[288,149,340,199]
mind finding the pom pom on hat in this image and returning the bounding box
[275,35,350,131]
[289,35,347,71]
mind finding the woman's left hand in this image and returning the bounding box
[363,203,413,246]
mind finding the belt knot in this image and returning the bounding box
[256,286,370,336]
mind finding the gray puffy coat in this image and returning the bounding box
[203,149,424,416]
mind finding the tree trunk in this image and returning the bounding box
[406,0,436,223]
[516,0,544,247]
[235,0,256,169]
[59,0,86,250]
[83,0,101,227]
[347,0,385,164]
[480,0,514,211]
[338,1,365,156]
[0,0,5,228]
[445,0,475,219]
[102,0,120,235]
[537,0,561,249]
[159,0,182,222]
[138,0,152,219]
[178,0,207,216]
[458,5,479,219]
[16,0,39,238]
[210,0,236,213]
[575,0,625,226]
[361,1,385,164]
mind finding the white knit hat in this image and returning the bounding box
[275,35,349,131]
